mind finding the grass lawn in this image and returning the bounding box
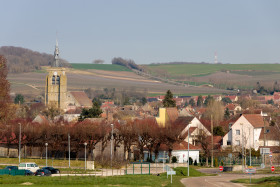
[0,167,207,186]
[232,176,280,187]
[0,157,85,168]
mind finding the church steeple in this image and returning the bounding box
[52,39,60,67]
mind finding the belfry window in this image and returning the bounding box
[52,76,55,85]
[56,76,60,84]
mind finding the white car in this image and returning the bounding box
[19,162,39,172]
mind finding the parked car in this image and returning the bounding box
[4,166,18,171]
[42,167,60,174]
[24,170,34,176]
[35,168,52,176]
[19,163,39,173]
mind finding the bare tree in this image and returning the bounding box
[196,129,211,166]
[92,59,104,64]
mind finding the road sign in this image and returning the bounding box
[269,152,273,158]
[167,170,176,175]
[245,168,256,174]
[260,148,270,155]
[219,166,223,172]
[271,166,275,172]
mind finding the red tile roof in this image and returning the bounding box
[242,114,266,128]
[159,141,201,151]
[166,108,179,122]
[70,92,92,107]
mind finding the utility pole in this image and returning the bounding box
[188,123,190,176]
[111,124,114,176]
[211,115,214,168]
[249,129,251,166]
[241,123,244,171]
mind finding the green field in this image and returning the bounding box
[232,176,280,186]
[71,63,132,72]
[146,64,280,77]
[0,167,207,187]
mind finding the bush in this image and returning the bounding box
[171,156,177,163]
[194,160,198,166]
[214,158,218,167]
[95,155,128,169]
[189,157,193,165]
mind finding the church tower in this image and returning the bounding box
[45,40,68,110]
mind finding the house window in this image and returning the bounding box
[227,141,231,145]
[236,130,240,135]
[236,140,240,146]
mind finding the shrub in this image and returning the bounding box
[194,160,198,166]
[189,157,193,165]
[171,156,177,163]
[214,158,218,167]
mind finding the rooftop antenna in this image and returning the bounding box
[214,51,218,64]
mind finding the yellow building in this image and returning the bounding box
[45,40,67,110]
[155,107,178,127]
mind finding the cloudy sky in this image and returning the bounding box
[1,0,280,64]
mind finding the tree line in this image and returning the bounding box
[0,46,70,73]
[0,118,185,163]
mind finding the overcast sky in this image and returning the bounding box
[1,0,280,64]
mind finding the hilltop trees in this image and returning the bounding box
[0,46,70,73]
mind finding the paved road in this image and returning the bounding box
[181,168,278,187]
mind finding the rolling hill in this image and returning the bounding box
[0,46,70,73]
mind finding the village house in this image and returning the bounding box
[225,103,242,115]
[222,114,268,151]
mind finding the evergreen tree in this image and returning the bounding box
[189,98,195,107]
[141,97,147,105]
[162,90,176,107]
[221,97,232,105]
[92,97,102,106]
[224,108,230,119]
[204,95,214,106]
[79,101,103,121]
[213,126,225,136]
[197,95,203,107]
[14,94,25,104]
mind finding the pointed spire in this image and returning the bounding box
[52,38,60,67]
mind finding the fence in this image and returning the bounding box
[218,156,262,166]
[125,162,151,175]
[0,169,26,176]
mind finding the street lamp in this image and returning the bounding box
[84,142,87,171]
[68,133,70,168]
[19,123,21,164]
[187,124,190,177]
[45,143,48,166]
[111,123,114,175]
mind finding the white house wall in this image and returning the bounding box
[222,116,257,150]
[171,150,200,163]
